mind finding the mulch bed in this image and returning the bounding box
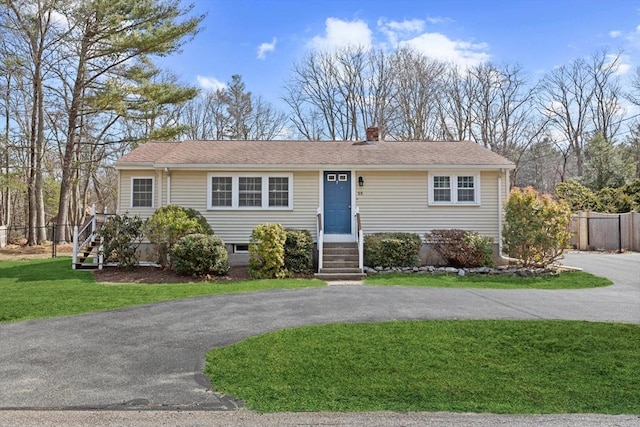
[93,265,252,284]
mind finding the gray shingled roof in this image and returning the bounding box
[115,140,515,169]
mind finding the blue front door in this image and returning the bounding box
[324,171,351,234]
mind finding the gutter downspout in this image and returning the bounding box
[498,169,504,258]
[498,169,504,256]
[165,167,171,205]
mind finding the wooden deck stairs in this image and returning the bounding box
[72,205,106,270]
[74,235,102,270]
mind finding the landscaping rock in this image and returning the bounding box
[364,265,565,277]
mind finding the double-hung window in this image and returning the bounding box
[429,173,480,205]
[239,177,262,207]
[209,173,292,209]
[131,177,154,208]
[433,176,451,202]
[211,177,232,207]
[268,177,289,207]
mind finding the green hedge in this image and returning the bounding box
[425,229,495,268]
[99,213,144,269]
[364,233,421,268]
[249,223,287,279]
[171,233,229,276]
[284,229,314,274]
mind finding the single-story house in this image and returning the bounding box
[114,128,515,277]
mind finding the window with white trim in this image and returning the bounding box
[429,173,480,205]
[433,176,451,202]
[132,177,154,208]
[208,173,293,209]
[239,177,262,207]
[268,177,289,207]
[211,177,232,207]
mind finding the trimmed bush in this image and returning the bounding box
[284,229,314,274]
[144,205,213,267]
[364,233,421,268]
[621,178,640,209]
[555,178,640,214]
[597,187,636,213]
[503,187,572,268]
[249,223,287,279]
[425,229,495,268]
[555,180,602,212]
[99,214,144,269]
[171,233,229,276]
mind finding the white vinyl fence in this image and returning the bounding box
[570,211,640,252]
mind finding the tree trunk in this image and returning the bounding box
[36,58,47,243]
[56,33,88,244]
[2,75,10,226]
[26,57,41,246]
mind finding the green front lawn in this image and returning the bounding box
[364,271,612,289]
[205,320,640,413]
[0,257,324,323]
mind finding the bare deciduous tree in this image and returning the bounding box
[537,56,594,176]
[180,75,287,141]
[285,47,394,141]
[388,48,446,140]
[589,49,624,142]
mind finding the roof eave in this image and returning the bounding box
[148,163,516,171]
[114,162,157,170]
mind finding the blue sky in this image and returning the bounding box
[159,0,640,107]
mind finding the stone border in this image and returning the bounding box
[364,264,576,277]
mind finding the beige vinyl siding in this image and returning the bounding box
[166,170,319,243]
[119,167,504,244]
[356,170,501,240]
[118,170,161,217]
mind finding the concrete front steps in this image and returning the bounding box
[314,242,366,281]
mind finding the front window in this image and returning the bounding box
[429,173,479,205]
[457,176,475,202]
[132,178,153,208]
[211,177,232,207]
[433,176,451,202]
[269,177,289,207]
[239,177,262,207]
[208,173,292,209]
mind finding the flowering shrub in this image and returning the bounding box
[503,187,571,267]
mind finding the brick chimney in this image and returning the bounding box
[366,126,379,142]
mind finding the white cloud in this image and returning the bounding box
[309,18,372,50]
[378,18,425,46]
[196,75,225,91]
[382,18,425,33]
[607,53,632,75]
[627,25,640,46]
[426,16,454,25]
[257,37,277,59]
[399,33,490,68]
[609,30,622,38]
[306,16,490,68]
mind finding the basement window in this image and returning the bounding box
[233,244,249,254]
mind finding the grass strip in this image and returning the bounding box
[364,271,612,289]
[0,257,323,323]
[205,320,640,413]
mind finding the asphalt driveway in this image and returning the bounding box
[0,252,638,411]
